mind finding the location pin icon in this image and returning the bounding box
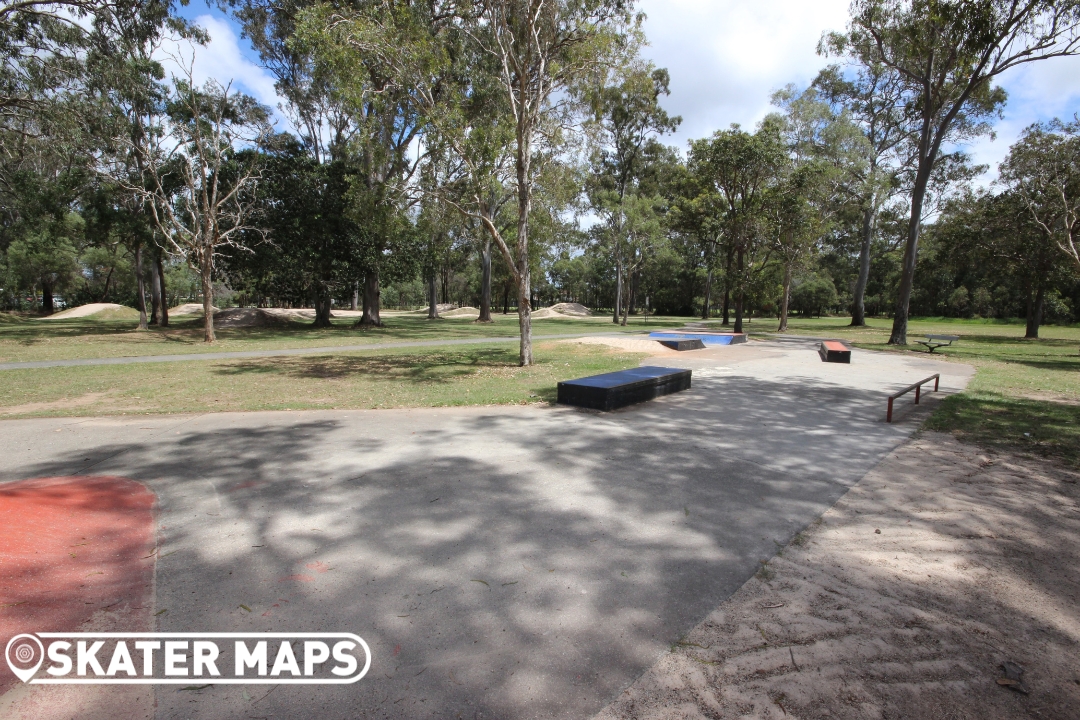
[5,634,44,683]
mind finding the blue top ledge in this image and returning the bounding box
[648,332,739,346]
[559,366,689,389]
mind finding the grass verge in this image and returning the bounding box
[0,341,641,418]
[0,311,688,363]
[750,316,1080,466]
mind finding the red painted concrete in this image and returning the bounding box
[0,476,156,694]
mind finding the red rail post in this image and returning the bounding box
[886,373,940,423]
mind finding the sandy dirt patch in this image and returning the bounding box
[167,303,218,315]
[440,306,481,317]
[41,303,127,320]
[261,308,365,320]
[550,302,592,316]
[563,335,679,356]
[532,307,572,319]
[532,305,594,319]
[595,432,1080,720]
[0,392,113,416]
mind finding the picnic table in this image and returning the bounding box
[916,334,959,353]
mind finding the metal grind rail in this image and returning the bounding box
[887,374,940,422]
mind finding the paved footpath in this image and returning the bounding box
[0,342,972,719]
[0,331,632,371]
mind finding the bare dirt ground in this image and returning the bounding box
[41,303,128,319]
[595,431,1080,720]
[564,335,680,356]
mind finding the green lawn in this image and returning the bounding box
[6,309,1078,467]
[0,310,689,363]
[0,341,642,418]
[745,316,1080,466]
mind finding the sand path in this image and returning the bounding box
[595,432,1080,720]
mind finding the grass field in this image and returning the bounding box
[0,341,642,418]
[0,309,687,363]
[748,316,1080,466]
[4,309,1077,465]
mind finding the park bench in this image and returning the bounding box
[916,334,959,353]
[887,374,940,422]
[818,340,851,364]
[557,366,692,411]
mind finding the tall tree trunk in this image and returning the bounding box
[359,270,382,326]
[733,248,745,334]
[135,244,149,331]
[620,271,630,326]
[721,246,733,325]
[628,270,637,315]
[313,279,332,327]
[612,262,622,324]
[502,283,510,314]
[351,281,359,311]
[513,128,534,366]
[778,263,793,332]
[1025,285,1045,339]
[97,266,114,303]
[156,256,169,327]
[199,247,215,343]
[851,203,874,326]
[702,266,713,320]
[427,273,439,319]
[479,237,493,322]
[40,277,54,315]
[889,158,934,345]
[150,251,162,326]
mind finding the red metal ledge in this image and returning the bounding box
[819,340,851,364]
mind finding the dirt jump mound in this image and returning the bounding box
[42,303,130,320]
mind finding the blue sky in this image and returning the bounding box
[168,0,1080,183]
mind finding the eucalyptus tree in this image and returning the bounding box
[0,0,112,127]
[999,118,1080,274]
[86,1,199,329]
[294,1,462,327]
[228,0,373,324]
[689,122,787,333]
[934,189,1068,338]
[811,59,909,326]
[130,74,272,342]
[457,0,639,364]
[668,164,726,319]
[831,0,1080,345]
[768,86,860,331]
[0,92,91,313]
[585,63,679,323]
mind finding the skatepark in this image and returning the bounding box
[0,338,974,719]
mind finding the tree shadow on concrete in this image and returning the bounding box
[2,371,945,719]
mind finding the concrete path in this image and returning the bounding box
[0,342,973,719]
[0,331,632,371]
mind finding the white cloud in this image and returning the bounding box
[637,0,1080,184]
[636,0,851,149]
[156,14,288,128]
[965,55,1080,183]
